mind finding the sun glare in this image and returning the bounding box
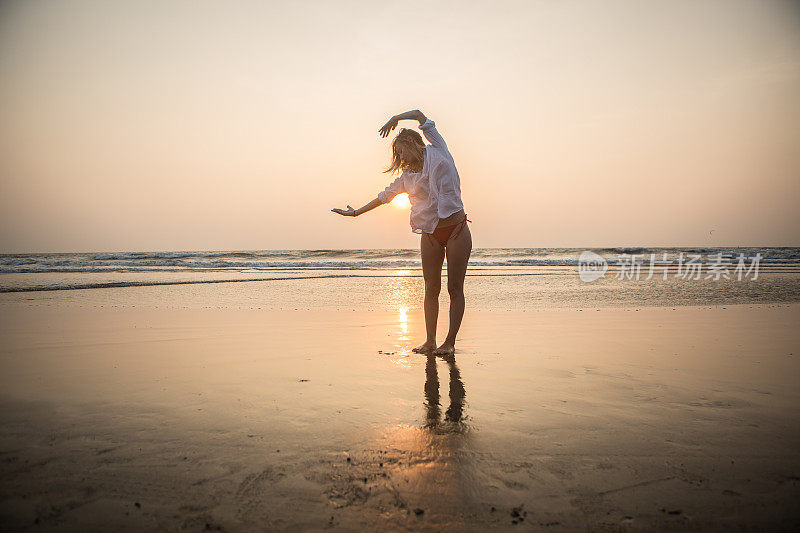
[391,193,411,209]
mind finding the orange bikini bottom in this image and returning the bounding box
[427,215,471,247]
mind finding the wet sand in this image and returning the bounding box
[0,302,799,531]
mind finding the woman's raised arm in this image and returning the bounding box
[378,109,427,138]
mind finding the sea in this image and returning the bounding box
[1,247,799,310]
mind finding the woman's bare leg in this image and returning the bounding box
[424,354,441,427]
[413,234,445,353]
[434,224,472,355]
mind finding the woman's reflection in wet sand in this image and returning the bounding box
[424,354,466,433]
[372,353,476,526]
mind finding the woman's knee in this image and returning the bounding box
[447,280,464,297]
[425,279,441,296]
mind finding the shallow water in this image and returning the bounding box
[1,305,798,530]
[1,268,799,310]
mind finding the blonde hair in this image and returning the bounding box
[385,128,425,175]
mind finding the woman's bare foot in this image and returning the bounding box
[412,340,437,353]
[433,342,455,356]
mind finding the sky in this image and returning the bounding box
[0,0,798,252]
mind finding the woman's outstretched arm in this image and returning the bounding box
[379,109,427,138]
[331,197,383,217]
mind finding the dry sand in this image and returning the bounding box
[0,302,799,531]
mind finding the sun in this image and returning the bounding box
[391,193,411,209]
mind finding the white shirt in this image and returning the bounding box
[377,119,464,234]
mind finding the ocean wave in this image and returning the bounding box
[89,249,423,261]
[0,275,325,292]
[0,271,568,293]
[1,248,798,274]
[611,247,647,254]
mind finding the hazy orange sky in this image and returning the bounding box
[1,0,798,252]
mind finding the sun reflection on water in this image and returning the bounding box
[399,306,408,336]
[381,270,421,356]
[384,272,419,312]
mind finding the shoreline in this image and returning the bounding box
[1,302,798,530]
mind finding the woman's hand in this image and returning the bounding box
[379,110,426,137]
[331,205,357,217]
[378,116,399,138]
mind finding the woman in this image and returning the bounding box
[332,109,471,356]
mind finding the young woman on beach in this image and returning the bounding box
[332,110,471,356]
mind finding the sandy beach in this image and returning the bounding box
[1,300,798,531]
[3,0,799,530]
